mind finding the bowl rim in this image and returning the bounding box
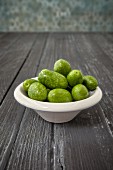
[14,78,102,112]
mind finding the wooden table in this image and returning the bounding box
[0,33,113,170]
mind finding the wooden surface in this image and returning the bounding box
[0,33,113,170]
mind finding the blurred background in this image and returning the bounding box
[0,0,113,32]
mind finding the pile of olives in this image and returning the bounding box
[23,59,98,103]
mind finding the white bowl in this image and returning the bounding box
[14,78,102,123]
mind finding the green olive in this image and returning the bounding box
[48,89,73,103]
[83,75,98,90]
[67,70,83,87]
[23,79,38,92]
[72,84,89,101]
[38,69,68,89]
[28,82,47,101]
[54,59,71,76]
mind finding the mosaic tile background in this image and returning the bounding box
[0,0,113,32]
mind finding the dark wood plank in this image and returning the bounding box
[53,33,113,170]
[54,108,113,170]
[0,33,48,170]
[1,33,113,170]
[104,33,113,43]
[87,33,113,71]
[82,33,113,132]
[72,33,113,133]
[88,33,113,65]
[6,109,52,170]
[6,33,57,170]
[0,33,21,55]
[0,33,6,39]
[0,33,37,104]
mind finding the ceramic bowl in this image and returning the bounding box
[14,78,102,123]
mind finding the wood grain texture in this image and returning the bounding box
[71,33,113,134]
[0,33,6,39]
[6,33,56,170]
[0,33,48,170]
[0,33,21,55]
[0,33,113,170]
[52,33,113,170]
[81,33,113,134]
[0,33,37,104]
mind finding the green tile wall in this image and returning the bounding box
[0,0,113,31]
